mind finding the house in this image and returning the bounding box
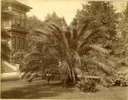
[1,0,32,74]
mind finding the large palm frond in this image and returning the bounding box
[78,44,110,56]
[83,56,115,76]
[20,20,116,83]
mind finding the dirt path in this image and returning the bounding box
[1,79,128,100]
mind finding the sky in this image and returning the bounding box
[19,0,127,25]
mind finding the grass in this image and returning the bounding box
[1,78,128,100]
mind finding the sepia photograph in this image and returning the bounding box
[1,0,128,99]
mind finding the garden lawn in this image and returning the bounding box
[1,79,128,100]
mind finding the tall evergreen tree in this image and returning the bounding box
[71,1,119,70]
[73,1,118,47]
[26,16,45,31]
[113,2,128,67]
[44,12,67,27]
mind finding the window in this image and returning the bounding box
[15,19,17,26]
[17,19,20,26]
[12,36,16,48]
[21,21,24,27]
[21,38,25,49]
[21,13,25,27]
[14,12,25,27]
[22,14,25,20]
[12,36,17,52]
[15,12,21,27]
[11,18,15,26]
[4,18,9,26]
[17,37,20,50]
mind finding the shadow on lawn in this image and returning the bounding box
[1,81,75,99]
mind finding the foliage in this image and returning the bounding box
[111,2,128,68]
[26,16,45,30]
[73,1,118,50]
[26,12,67,52]
[19,2,118,86]
[1,28,11,62]
[44,12,67,27]
[71,1,118,75]
[20,19,115,84]
[26,12,67,32]
[76,79,96,92]
[75,2,117,32]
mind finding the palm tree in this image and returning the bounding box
[20,18,116,85]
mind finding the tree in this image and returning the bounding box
[26,16,45,30]
[73,1,118,48]
[112,2,128,68]
[26,13,67,52]
[44,12,67,27]
[124,2,128,22]
[71,1,119,74]
[19,18,115,85]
